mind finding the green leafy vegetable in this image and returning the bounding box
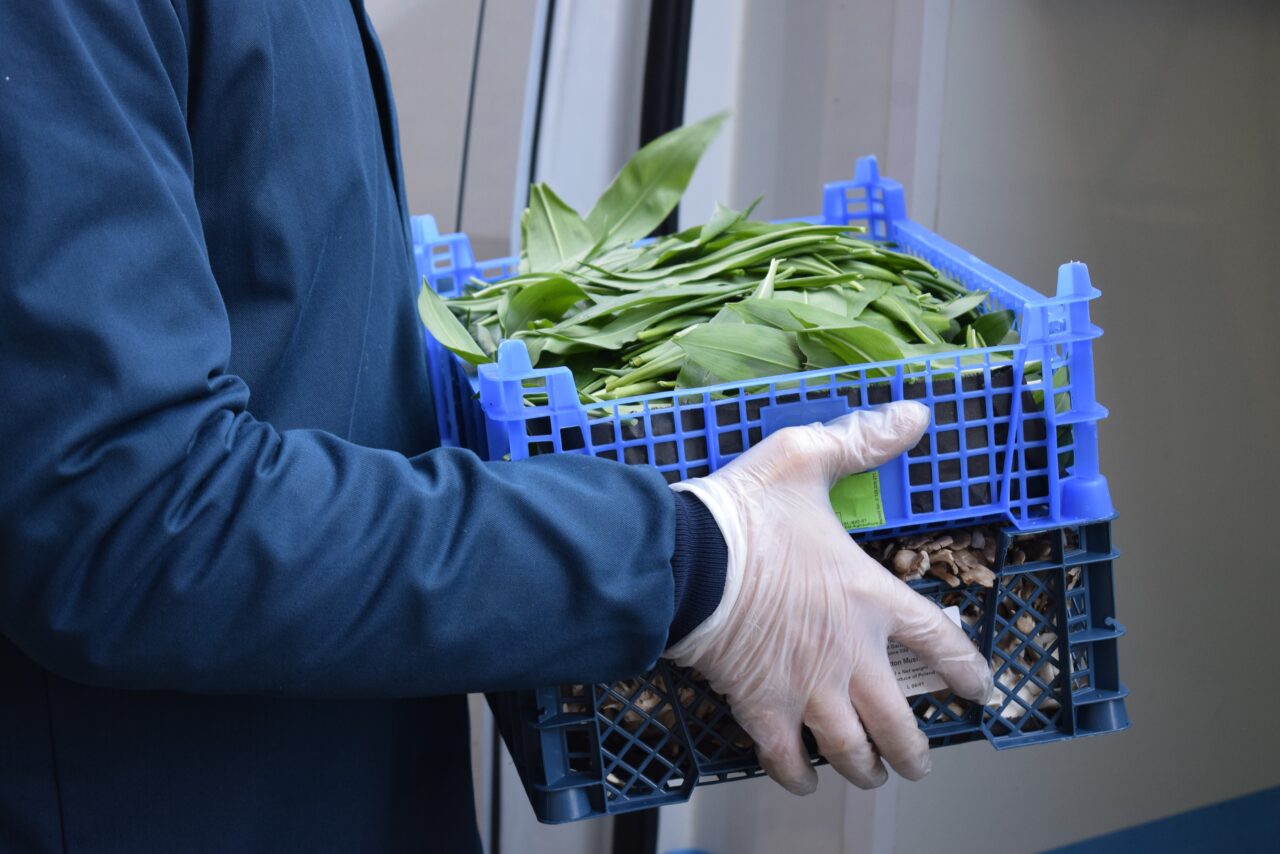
[417,283,492,365]
[418,113,1018,402]
[522,183,594,272]
[585,112,728,250]
[675,324,802,383]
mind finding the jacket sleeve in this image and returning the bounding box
[0,2,682,697]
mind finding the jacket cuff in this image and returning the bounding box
[668,489,728,647]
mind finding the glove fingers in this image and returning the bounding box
[887,586,994,704]
[848,655,932,781]
[738,710,819,796]
[820,401,930,479]
[804,691,887,789]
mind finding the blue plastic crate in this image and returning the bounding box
[486,519,1128,823]
[412,156,1128,822]
[413,155,1114,533]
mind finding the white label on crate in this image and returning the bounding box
[889,606,963,697]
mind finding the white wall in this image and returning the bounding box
[898,3,1280,851]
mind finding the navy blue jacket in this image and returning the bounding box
[0,2,724,851]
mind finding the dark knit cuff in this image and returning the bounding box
[668,490,728,648]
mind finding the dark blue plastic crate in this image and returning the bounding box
[412,156,1128,822]
[485,519,1128,823]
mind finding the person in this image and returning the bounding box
[0,3,992,851]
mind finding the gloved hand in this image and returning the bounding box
[665,401,994,794]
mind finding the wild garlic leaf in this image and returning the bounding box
[751,258,780,299]
[500,275,587,334]
[523,183,594,272]
[796,332,845,369]
[417,282,492,365]
[938,291,989,319]
[585,112,728,249]
[971,309,1016,346]
[808,324,905,366]
[674,324,802,383]
[699,199,755,245]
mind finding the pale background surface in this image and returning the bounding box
[367,1,1279,851]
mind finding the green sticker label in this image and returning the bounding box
[829,471,885,531]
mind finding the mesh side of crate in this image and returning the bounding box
[513,351,1035,523]
[909,581,993,734]
[983,566,1069,740]
[592,669,697,807]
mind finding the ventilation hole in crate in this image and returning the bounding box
[967,454,991,477]
[866,383,893,406]
[680,408,708,432]
[624,445,650,465]
[909,462,932,486]
[1027,475,1049,500]
[935,400,958,425]
[683,436,708,462]
[561,685,588,715]
[1070,649,1091,693]
[1022,389,1046,413]
[559,427,586,452]
[904,380,928,401]
[937,459,961,485]
[1064,527,1083,553]
[590,422,615,446]
[748,427,762,445]
[526,416,552,437]
[1025,445,1048,472]
[718,432,745,456]
[649,412,675,437]
[966,426,987,450]
[1023,418,1047,443]
[963,396,990,422]
[994,421,1010,444]
[529,441,555,456]
[661,470,682,484]
[909,433,932,458]
[926,376,957,396]
[940,487,962,509]
[968,485,990,506]
[744,398,767,421]
[839,387,863,407]
[937,430,960,453]
[651,441,677,466]
[715,403,742,427]
[912,491,935,513]
[565,728,595,773]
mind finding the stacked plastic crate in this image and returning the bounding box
[413,156,1129,823]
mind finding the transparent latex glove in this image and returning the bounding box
[665,402,993,795]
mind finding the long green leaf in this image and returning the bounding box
[500,275,586,334]
[938,291,989,319]
[796,332,845,369]
[872,293,943,344]
[808,325,905,366]
[417,282,492,365]
[674,324,802,383]
[524,183,594,272]
[585,112,728,248]
[972,309,1016,346]
[727,298,849,331]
